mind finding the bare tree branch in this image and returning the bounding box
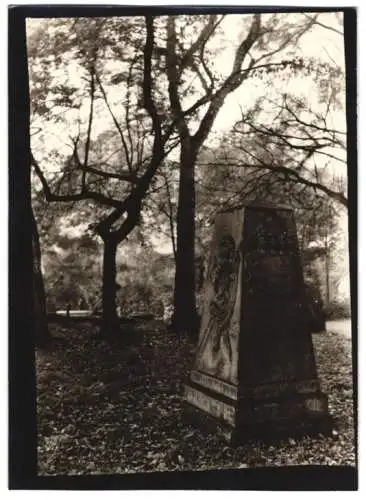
[125,52,140,169]
[96,71,133,171]
[31,152,123,209]
[180,15,221,69]
[254,14,319,66]
[82,60,96,190]
[202,157,348,208]
[161,169,177,260]
[81,164,140,184]
[96,15,169,241]
[192,14,262,148]
[303,13,343,36]
[166,17,190,140]
[283,97,346,136]
[143,16,163,139]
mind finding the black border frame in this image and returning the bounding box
[8,4,358,490]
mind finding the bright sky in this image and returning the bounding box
[210,13,345,156]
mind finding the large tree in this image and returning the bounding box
[28,12,347,338]
[31,207,52,346]
[161,13,321,334]
[29,16,175,336]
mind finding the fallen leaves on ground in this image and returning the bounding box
[36,319,355,475]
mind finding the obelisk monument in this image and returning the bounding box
[185,202,333,443]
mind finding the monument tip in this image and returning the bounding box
[218,201,293,214]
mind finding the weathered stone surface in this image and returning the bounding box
[190,370,238,400]
[185,202,333,443]
[195,208,244,385]
[185,385,236,426]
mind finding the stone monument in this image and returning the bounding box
[184,202,333,443]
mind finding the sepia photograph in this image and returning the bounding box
[9,4,357,490]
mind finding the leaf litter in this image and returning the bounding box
[36,319,355,475]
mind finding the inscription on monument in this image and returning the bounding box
[242,379,319,399]
[247,253,295,296]
[185,385,236,426]
[305,398,324,413]
[191,371,238,400]
[245,208,298,251]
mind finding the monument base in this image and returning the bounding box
[184,379,334,445]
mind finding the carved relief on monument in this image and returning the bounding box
[195,210,244,385]
[185,205,333,441]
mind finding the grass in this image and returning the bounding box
[36,318,355,475]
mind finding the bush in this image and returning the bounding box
[324,301,351,320]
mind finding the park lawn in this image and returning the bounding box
[36,319,355,475]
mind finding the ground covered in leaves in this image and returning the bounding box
[36,318,355,475]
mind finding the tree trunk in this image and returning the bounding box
[324,234,331,308]
[101,235,119,336]
[31,210,51,348]
[171,145,200,336]
[164,172,177,262]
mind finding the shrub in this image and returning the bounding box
[324,301,351,320]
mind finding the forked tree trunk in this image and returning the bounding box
[101,235,119,336]
[171,146,200,336]
[31,210,51,348]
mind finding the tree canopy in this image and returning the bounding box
[27,12,350,333]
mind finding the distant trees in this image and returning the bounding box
[300,202,348,313]
[42,231,101,311]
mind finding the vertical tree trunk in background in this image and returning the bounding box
[171,145,200,336]
[166,15,263,337]
[324,234,331,308]
[31,208,51,348]
[164,173,177,263]
[101,235,119,336]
